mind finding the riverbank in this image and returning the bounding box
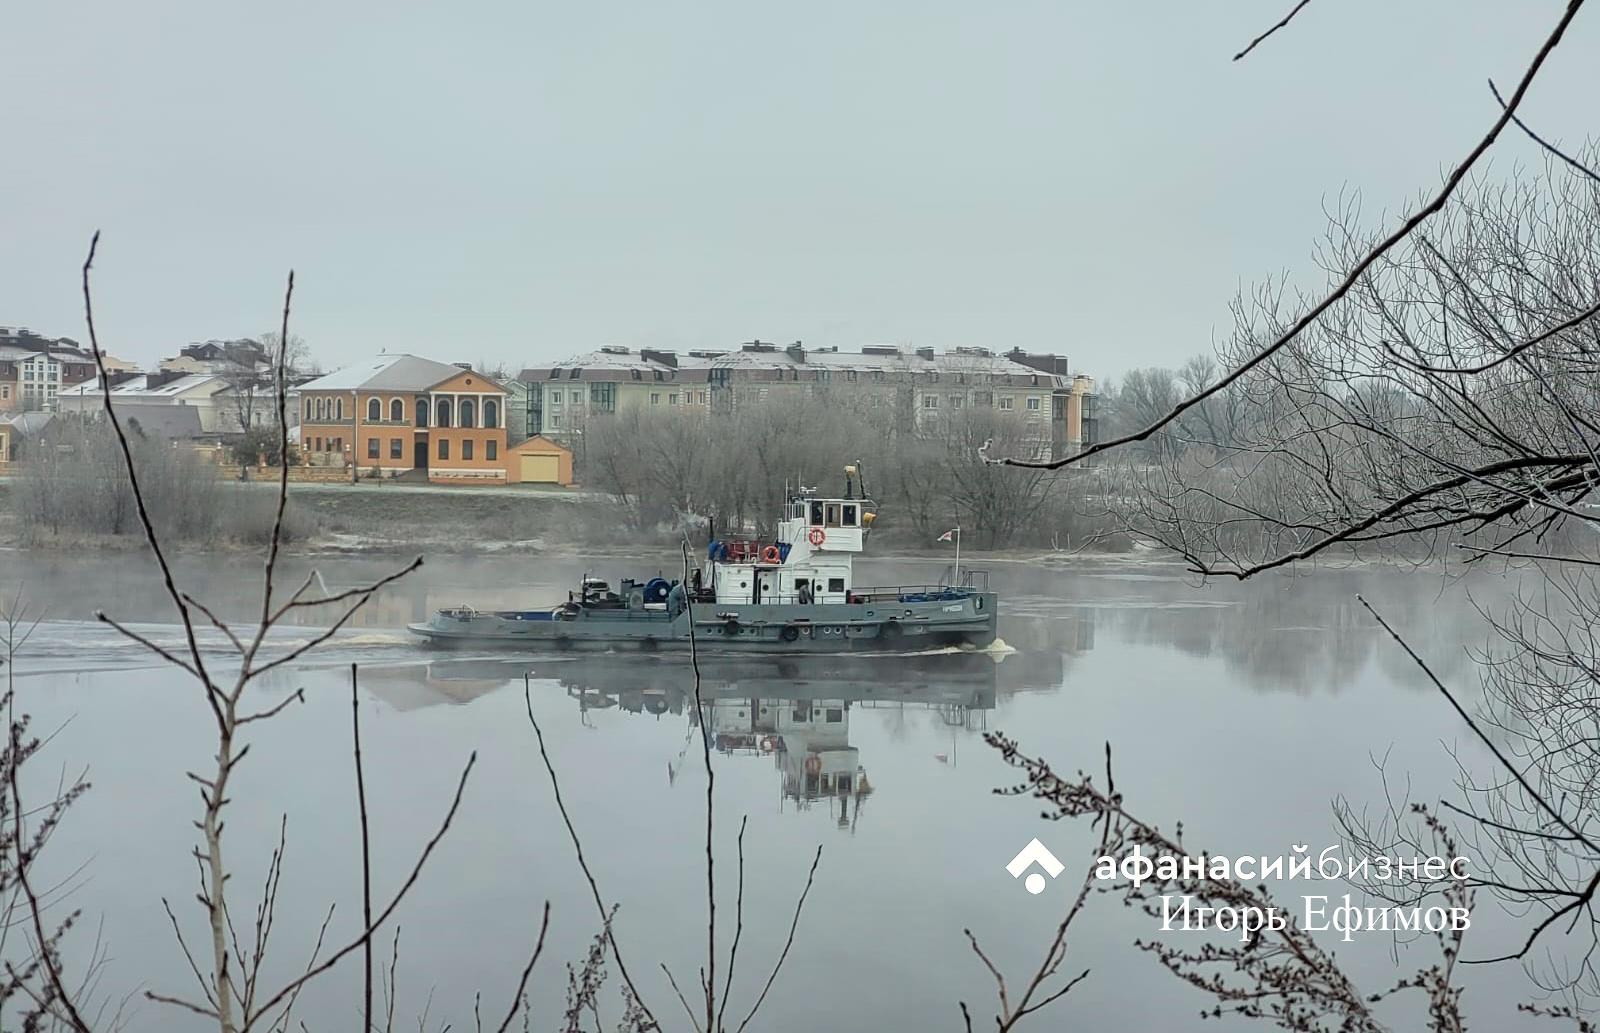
[0,478,1141,560]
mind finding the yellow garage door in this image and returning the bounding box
[519,454,560,483]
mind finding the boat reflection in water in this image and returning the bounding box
[548,652,1001,830]
[374,652,1020,831]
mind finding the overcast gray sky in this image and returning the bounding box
[3,1,1595,380]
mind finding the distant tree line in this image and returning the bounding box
[571,397,1127,551]
[11,415,304,545]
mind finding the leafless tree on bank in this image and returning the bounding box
[51,235,547,1033]
[975,0,1600,1025]
[1,597,130,1032]
[575,396,1110,549]
[981,735,1472,1032]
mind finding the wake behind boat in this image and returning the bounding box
[407,465,998,652]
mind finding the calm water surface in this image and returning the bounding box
[0,549,1539,1030]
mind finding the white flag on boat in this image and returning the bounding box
[937,529,956,542]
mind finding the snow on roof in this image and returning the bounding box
[703,347,1066,384]
[298,354,483,393]
[523,348,713,381]
[62,373,228,398]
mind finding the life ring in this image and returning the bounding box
[760,736,779,753]
[760,545,782,564]
[779,625,800,643]
[807,527,826,546]
[804,754,822,775]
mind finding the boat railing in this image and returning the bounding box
[939,566,992,591]
[851,584,981,602]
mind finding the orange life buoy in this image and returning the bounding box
[760,544,781,564]
[804,754,822,775]
[807,527,826,546]
[760,735,779,753]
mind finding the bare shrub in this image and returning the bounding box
[15,417,220,543]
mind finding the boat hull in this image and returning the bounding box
[407,592,998,653]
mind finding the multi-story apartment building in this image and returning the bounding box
[515,346,712,437]
[522,341,1095,458]
[0,327,102,412]
[158,339,272,375]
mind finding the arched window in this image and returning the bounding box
[335,398,344,421]
[484,399,499,429]
[459,398,476,428]
[304,397,312,421]
[390,398,404,422]
[435,398,452,428]
[315,398,325,421]
[416,399,429,427]
[367,397,381,422]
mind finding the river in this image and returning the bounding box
[0,547,1541,1030]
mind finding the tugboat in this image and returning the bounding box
[407,466,998,652]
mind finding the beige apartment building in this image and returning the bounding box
[519,342,1096,458]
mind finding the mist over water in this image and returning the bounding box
[0,550,1540,1030]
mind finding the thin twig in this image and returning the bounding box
[491,902,550,1033]
[1003,0,1589,472]
[243,754,478,1030]
[733,845,823,1033]
[715,816,748,1033]
[353,665,374,1033]
[1233,0,1314,61]
[8,697,93,1032]
[522,678,660,1031]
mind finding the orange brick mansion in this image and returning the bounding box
[297,355,514,483]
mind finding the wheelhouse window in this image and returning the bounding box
[825,504,840,526]
[828,578,845,593]
[842,504,857,526]
[809,501,824,525]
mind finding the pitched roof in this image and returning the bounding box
[61,374,227,399]
[122,406,206,439]
[298,354,473,393]
[0,412,54,436]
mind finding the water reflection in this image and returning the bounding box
[364,652,1036,831]
[0,551,1547,1031]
